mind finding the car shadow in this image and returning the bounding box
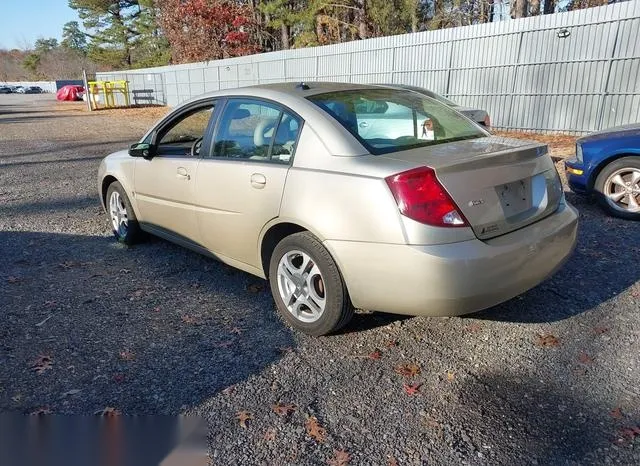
[452,373,624,464]
[0,230,294,414]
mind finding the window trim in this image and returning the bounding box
[145,98,221,159]
[202,96,304,166]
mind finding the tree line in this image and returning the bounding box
[0,0,610,81]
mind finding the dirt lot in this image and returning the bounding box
[1,94,639,465]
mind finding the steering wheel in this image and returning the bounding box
[191,137,203,157]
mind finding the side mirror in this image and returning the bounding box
[129,142,154,158]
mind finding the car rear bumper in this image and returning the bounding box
[324,201,578,317]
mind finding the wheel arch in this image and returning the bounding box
[101,175,118,209]
[259,221,309,278]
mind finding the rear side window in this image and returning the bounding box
[212,99,302,164]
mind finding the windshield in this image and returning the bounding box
[307,89,486,155]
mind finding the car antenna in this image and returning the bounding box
[296,82,310,91]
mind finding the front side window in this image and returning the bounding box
[307,89,486,155]
[156,104,215,157]
[212,99,301,164]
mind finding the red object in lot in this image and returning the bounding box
[56,85,84,101]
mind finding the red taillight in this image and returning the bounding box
[385,166,469,228]
[483,114,491,127]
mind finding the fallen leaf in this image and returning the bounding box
[30,407,52,416]
[615,426,640,444]
[327,449,351,466]
[578,352,594,365]
[423,416,440,429]
[368,350,382,360]
[181,314,201,325]
[385,340,398,348]
[62,389,82,397]
[112,373,125,383]
[272,403,296,416]
[44,300,57,307]
[150,306,161,312]
[7,276,20,284]
[403,383,422,395]
[59,261,77,269]
[536,334,560,347]
[31,354,53,374]
[573,367,588,377]
[119,350,135,361]
[236,410,253,428]
[96,407,121,417]
[593,326,609,335]
[305,416,327,443]
[388,456,399,466]
[278,346,294,354]
[465,322,483,333]
[246,283,265,293]
[610,407,623,419]
[221,385,235,395]
[263,427,276,441]
[395,363,421,377]
[230,326,245,335]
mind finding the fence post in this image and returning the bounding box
[445,40,455,98]
[82,69,92,112]
[595,21,621,131]
[505,30,525,131]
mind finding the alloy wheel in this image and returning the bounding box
[109,191,129,236]
[276,249,326,323]
[604,168,640,213]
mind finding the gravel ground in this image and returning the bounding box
[1,94,639,465]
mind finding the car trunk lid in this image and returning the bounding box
[379,136,563,240]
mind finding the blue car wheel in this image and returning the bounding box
[594,156,640,220]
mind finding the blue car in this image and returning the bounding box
[565,123,640,220]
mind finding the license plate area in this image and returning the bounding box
[496,178,532,217]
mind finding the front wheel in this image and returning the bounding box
[594,156,640,220]
[106,181,144,244]
[269,232,354,336]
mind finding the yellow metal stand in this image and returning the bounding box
[87,80,130,109]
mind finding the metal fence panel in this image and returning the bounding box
[97,1,640,133]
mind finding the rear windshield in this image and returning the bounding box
[307,89,487,155]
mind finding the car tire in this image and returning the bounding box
[106,181,144,244]
[269,232,354,336]
[594,156,640,220]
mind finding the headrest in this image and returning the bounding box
[232,109,250,120]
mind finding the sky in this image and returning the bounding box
[0,0,79,50]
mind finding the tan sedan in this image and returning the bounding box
[98,82,578,335]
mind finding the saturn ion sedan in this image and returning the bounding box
[98,82,578,336]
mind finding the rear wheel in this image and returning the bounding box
[106,181,144,244]
[269,232,353,336]
[594,157,640,220]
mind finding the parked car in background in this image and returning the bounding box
[24,86,43,94]
[99,82,577,336]
[14,86,25,94]
[565,123,640,220]
[0,86,11,94]
[376,84,491,127]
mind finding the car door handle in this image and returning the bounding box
[250,173,266,189]
[176,167,190,180]
[359,121,369,128]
